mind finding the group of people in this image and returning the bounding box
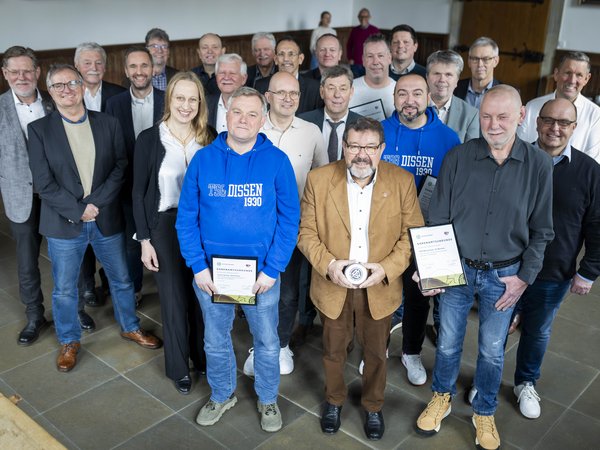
[0,11,598,450]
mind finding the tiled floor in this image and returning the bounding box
[1,205,599,450]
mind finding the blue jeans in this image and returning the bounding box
[514,279,570,386]
[47,222,140,344]
[432,261,520,416]
[194,277,281,404]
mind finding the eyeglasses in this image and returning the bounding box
[173,95,199,107]
[268,90,300,100]
[539,116,576,129]
[49,80,83,92]
[4,68,36,77]
[147,44,169,51]
[468,56,496,65]
[344,143,381,155]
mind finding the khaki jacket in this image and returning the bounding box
[298,160,424,320]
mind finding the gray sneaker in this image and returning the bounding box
[196,395,238,426]
[257,401,282,432]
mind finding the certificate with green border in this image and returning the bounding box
[409,224,467,291]
[211,255,258,305]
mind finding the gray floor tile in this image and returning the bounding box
[571,373,600,421]
[42,376,174,450]
[0,321,57,373]
[2,348,119,413]
[535,409,600,450]
[257,413,371,450]
[33,414,80,450]
[0,377,40,418]
[503,345,599,407]
[125,354,211,412]
[0,287,26,327]
[396,414,478,450]
[179,375,306,449]
[556,291,600,330]
[114,414,225,449]
[546,316,600,370]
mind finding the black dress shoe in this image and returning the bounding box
[174,375,192,395]
[78,311,96,331]
[364,410,385,440]
[321,402,342,434]
[18,318,48,346]
[83,289,104,307]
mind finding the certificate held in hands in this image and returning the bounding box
[409,224,467,291]
[211,255,258,305]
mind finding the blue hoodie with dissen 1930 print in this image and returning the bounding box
[176,132,300,279]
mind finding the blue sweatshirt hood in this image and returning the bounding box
[381,107,461,187]
[176,131,300,278]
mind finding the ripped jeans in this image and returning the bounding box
[431,260,520,415]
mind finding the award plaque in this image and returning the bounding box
[417,175,437,219]
[211,255,258,305]
[349,99,386,121]
[344,263,368,285]
[409,224,467,291]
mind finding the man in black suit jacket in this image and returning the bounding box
[106,47,166,299]
[254,37,323,115]
[27,64,162,372]
[206,53,248,131]
[246,32,278,89]
[74,42,125,112]
[299,65,363,161]
[301,34,343,83]
[453,37,501,109]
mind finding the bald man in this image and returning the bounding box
[415,85,554,450]
[510,98,600,420]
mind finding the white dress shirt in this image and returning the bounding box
[131,87,155,139]
[12,89,45,138]
[347,170,376,263]
[216,95,228,132]
[83,83,102,112]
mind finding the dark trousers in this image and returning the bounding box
[79,203,143,295]
[320,288,392,412]
[9,195,44,321]
[278,247,312,347]
[151,210,205,380]
[401,260,431,354]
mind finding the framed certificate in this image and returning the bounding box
[417,174,437,219]
[409,224,467,291]
[211,255,258,305]
[349,99,386,121]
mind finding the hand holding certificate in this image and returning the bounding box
[409,224,466,292]
[211,256,258,304]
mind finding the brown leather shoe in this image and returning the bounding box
[57,342,80,372]
[120,329,162,349]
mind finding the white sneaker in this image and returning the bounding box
[279,345,294,375]
[358,349,388,376]
[243,348,254,377]
[402,353,427,385]
[514,382,541,419]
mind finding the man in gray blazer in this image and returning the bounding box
[0,46,54,345]
[426,50,479,143]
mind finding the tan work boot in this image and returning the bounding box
[416,392,451,435]
[472,413,501,449]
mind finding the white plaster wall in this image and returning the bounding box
[558,0,600,53]
[351,0,453,33]
[0,0,355,51]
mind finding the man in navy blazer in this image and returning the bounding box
[106,47,165,298]
[0,46,54,345]
[28,63,162,372]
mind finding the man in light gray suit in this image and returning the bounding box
[426,50,479,143]
[0,46,54,345]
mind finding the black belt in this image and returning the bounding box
[464,257,520,271]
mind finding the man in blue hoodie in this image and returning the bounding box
[176,87,300,433]
[380,74,460,386]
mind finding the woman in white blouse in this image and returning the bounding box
[132,72,216,395]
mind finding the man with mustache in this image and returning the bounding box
[74,42,126,313]
[246,32,277,89]
[298,117,423,440]
[106,47,166,305]
[376,74,459,386]
[207,53,247,132]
